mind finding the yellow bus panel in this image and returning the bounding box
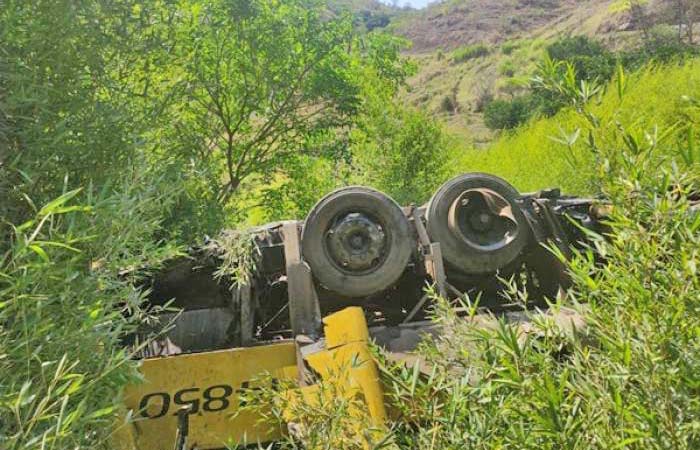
[118,342,297,449]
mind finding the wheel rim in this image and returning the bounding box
[447,188,519,251]
[324,212,388,274]
[302,186,412,297]
[426,173,529,275]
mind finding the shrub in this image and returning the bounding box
[357,10,391,31]
[622,31,700,69]
[452,44,490,63]
[526,37,616,118]
[440,95,457,113]
[545,36,616,83]
[501,40,519,55]
[0,175,181,448]
[351,107,451,205]
[483,96,533,130]
[384,59,700,450]
[499,59,516,77]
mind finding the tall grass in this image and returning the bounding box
[456,59,700,193]
[0,171,181,449]
[252,60,700,449]
[452,44,490,63]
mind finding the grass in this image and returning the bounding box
[403,37,548,144]
[452,44,490,63]
[250,57,700,449]
[455,59,700,193]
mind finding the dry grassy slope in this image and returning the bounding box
[391,0,626,144]
[393,0,584,52]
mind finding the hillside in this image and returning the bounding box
[456,60,700,192]
[386,0,629,142]
[392,0,613,52]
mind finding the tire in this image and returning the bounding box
[301,187,412,297]
[426,173,529,274]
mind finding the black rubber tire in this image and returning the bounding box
[302,187,412,298]
[426,173,529,274]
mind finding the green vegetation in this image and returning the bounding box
[3,0,700,447]
[460,60,700,192]
[546,35,616,82]
[481,34,700,132]
[252,59,700,450]
[385,159,700,448]
[0,0,443,447]
[351,106,450,205]
[483,96,533,131]
[501,40,519,55]
[392,58,700,449]
[452,44,491,63]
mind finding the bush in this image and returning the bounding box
[440,95,457,113]
[501,40,519,55]
[452,44,490,63]
[357,10,391,31]
[0,175,181,448]
[460,59,700,193]
[546,35,616,82]
[622,32,700,69]
[499,59,516,77]
[483,96,533,130]
[352,107,451,205]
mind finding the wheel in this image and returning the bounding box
[426,173,529,274]
[301,187,412,297]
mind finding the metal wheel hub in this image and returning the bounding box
[448,188,519,250]
[325,213,387,272]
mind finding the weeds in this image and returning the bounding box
[256,61,700,449]
[0,172,181,449]
[452,45,490,64]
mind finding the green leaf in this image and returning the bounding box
[616,63,627,101]
[86,406,115,420]
[38,189,83,217]
[28,244,50,262]
[33,241,82,253]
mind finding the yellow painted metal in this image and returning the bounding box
[323,306,371,349]
[116,307,387,449]
[305,342,388,425]
[118,342,297,450]
[283,308,389,449]
[305,307,387,425]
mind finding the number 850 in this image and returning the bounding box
[138,384,233,419]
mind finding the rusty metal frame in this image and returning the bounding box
[403,207,464,323]
[281,221,322,339]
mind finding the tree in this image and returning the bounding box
[162,0,410,217]
[611,0,652,40]
[351,106,449,205]
[661,0,700,43]
[0,0,170,228]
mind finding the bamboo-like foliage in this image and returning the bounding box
[251,63,700,450]
[0,175,182,449]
